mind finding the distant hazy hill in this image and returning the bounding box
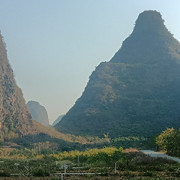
[27,101,49,126]
[52,115,64,126]
[56,11,180,139]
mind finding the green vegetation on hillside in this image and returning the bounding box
[56,10,180,142]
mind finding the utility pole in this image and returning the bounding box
[64,164,68,174]
[115,162,117,174]
[61,173,63,180]
[78,155,80,166]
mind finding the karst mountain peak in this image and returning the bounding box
[56,10,180,139]
[133,10,166,34]
[111,10,180,64]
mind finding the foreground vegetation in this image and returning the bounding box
[0,128,179,179]
[156,128,180,157]
[0,146,180,179]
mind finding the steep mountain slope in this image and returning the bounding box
[56,11,180,138]
[27,101,49,126]
[0,32,102,146]
[0,33,38,141]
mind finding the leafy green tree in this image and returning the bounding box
[156,128,174,151]
[111,150,125,162]
[165,129,180,157]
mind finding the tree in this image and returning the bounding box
[165,129,180,157]
[156,128,174,151]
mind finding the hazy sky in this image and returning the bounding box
[0,0,180,124]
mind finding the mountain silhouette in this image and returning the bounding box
[56,11,180,139]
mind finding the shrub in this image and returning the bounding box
[143,171,153,177]
[123,171,135,177]
[32,168,50,177]
[0,172,10,177]
[97,167,108,175]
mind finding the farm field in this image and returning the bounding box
[0,147,180,179]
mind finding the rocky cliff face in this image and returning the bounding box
[56,11,180,138]
[27,101,49,126]
[0,33,87,145]
[0,33,38,141]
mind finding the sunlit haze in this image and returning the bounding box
[0,0,180,124]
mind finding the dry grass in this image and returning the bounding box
[123,148,139,153]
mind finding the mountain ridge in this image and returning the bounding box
[56,10,180,139]
[111,10,180,64]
